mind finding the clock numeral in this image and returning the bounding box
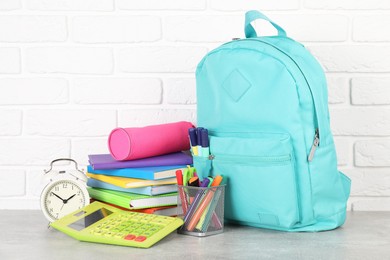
[50,208,53,212]
[49,192,53,197]
[47,200,51,204]
[71,185,74,190]
[63,183,67,188]
[79,198,83,203]
[55,186,59,191]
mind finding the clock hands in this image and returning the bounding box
[52,192,65,202]
[60,194,76,210]
[65,194,76,203]
[52,192,77,204]
[52,192,77,211]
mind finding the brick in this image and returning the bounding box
[334,138,350,166]
[25,0,113,11]
[24,109,116,136]
[210,0,299,11]
[0,0,21,10]
[28,169,49,197]
[273,14,349,42]
[330,108,390,136]
[117,0,205,10]
[304,0,390,10]
[71,138,109,166]
[355,139,390,167]
[119,109,196,127]
[343,169,390,196]
[26,47,113,74]
[73,16,161,43]
[165,16,242,42]
[0,170,25,196]
[309,45,390,72]
[164,78,196,104]
[350,197,390,211]
[354,16,390,42]
[0,138,70,165]
[0,48,20,74]
[117,46,207,73]
[351,78,390,105]
[327,77,349,104]
[0,78,68,104]
[0,110,22,135]
[73,78,162,104]
[344,168,390,196]
[0,16,67,42]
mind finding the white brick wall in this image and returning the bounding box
[0,1,389,211]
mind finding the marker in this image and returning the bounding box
[200,188,222,232]
[183,178,210,226]
[186,176,223,231]
[206,177,213,187]
[188,176,199,187]
[182,168,192,186]
[196,127,203,157]
[200,129,210,158]
[175,170,188,214]
[210,175,223,187]
[188,128,198,156]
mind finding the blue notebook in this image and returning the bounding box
[87,178,177,196]
[87,165,187,180]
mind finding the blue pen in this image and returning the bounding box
[188,128,198,156]
[183,178,210,227]
[196,127,203,157]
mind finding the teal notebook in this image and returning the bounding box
[87,178,177,196]
[87,187,178,210]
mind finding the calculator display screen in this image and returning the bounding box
[68,208,113,231]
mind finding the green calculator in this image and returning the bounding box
[50,201,183,248]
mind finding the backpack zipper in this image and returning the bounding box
[207,153,291,165]
[307,128,320,162]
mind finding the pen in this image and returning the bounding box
[186,176,223,231]
[183,178,210,226]
[175,170,188,214]
[188,128,198,156]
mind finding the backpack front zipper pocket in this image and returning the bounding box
[193,132,300,229]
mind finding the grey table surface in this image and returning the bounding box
[0,210,389,260]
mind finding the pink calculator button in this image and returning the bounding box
[135,236,147,242]
[124,234,136,240]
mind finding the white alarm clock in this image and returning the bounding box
[40,158,90,223]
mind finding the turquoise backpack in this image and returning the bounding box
[195,10,351,231]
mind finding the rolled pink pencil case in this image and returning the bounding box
[108,121,195,161]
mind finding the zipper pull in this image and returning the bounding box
[308,129,320,162]
[208,154,215,160]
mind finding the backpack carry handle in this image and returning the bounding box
[245,10,287,38]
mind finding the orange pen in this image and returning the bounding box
[186,175,223,231]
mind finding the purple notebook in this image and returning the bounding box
[89,152,193,170]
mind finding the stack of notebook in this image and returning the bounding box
[86,152,193,216]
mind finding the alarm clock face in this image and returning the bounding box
[42,179,88,222]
